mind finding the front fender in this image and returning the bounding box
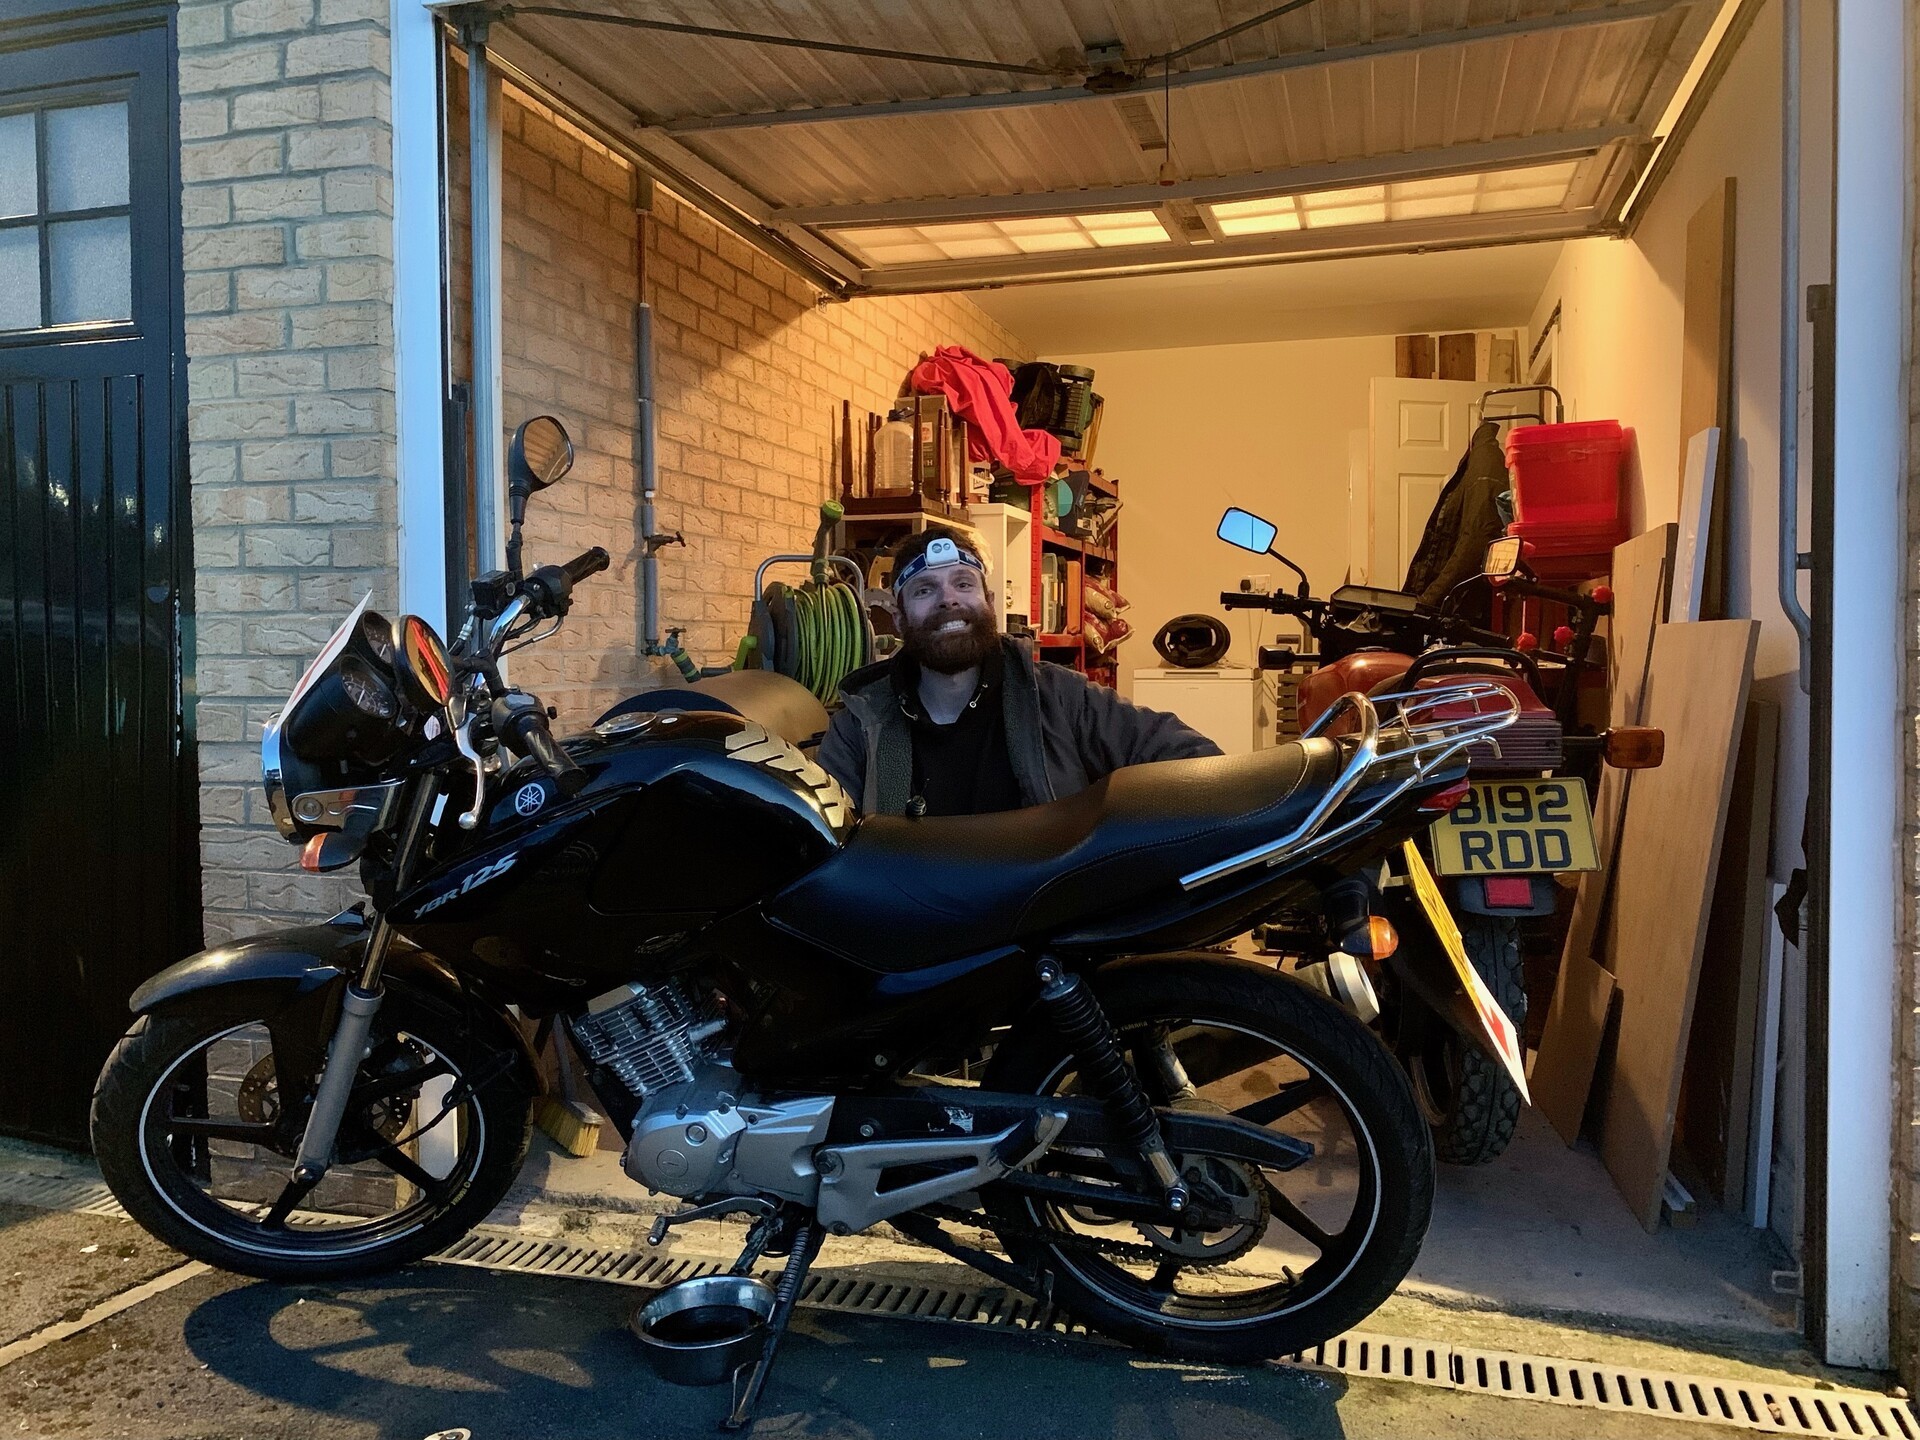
[129,914,542,1095]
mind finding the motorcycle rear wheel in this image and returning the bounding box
[982,955,1432,1364]
[91,987,532,1282]
[1407,913,1523,1166]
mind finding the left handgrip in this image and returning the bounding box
[562,546,611,585]
[492,693,587,797]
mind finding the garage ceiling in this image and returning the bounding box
[472,0,1723,293]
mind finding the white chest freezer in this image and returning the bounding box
[1132,666,1266,755]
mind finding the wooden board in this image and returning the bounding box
[1396,334,1434,379]
[1438,332,1477,380]
[1533,951,1618,1144]
[1558,524,1676,970]
[1598,618,1758,1231]
[1676,698,1780,1205]
[1679,180,1735,620]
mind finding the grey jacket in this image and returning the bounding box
[817,636,1222,815]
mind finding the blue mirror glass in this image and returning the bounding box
[1217,507,1278,554]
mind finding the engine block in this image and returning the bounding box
[567,979,724,1102]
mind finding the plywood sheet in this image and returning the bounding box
[1438,332,1477,380]
[1598,619,1758,1231]
[1531,525,1675,1143]
[1677,699,1780,1205]
[1558,524,1676,974]
[1679,180,1735,620]
[1533,951,1618,1144]
[1396,334,1434,379]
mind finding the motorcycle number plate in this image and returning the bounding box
[1427,778,1600,877]
[1402,841,1531,1104]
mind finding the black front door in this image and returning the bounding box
[0,8,197,1146]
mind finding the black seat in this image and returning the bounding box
[766,738,1342,972]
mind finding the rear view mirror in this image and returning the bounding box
[509,415,574,499]
[1483,536,1525,579]
[1218,507,1278,555]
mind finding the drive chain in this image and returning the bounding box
[925,1203,1179,1269]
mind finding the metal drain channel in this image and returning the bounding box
[436,1231,1916,1437]
[4,1171,1910,1437]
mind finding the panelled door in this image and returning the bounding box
[0,14,196,1145]
[1368,378,1486,589]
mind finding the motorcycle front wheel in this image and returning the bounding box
[982,955,1433,1364]
[91,986,532,1282]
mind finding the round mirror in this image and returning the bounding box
[390,613,454,712]
[509,415,574,495]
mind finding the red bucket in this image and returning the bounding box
[1505,421,1629,552]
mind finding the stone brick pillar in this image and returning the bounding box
[177,0,401,941]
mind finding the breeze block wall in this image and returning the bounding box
[177,0,400,942]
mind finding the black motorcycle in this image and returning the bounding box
[92,417,1522,1418]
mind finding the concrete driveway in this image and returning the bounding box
[0,1196,1787,1440]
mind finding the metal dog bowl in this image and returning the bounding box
[631,1274,776,1387]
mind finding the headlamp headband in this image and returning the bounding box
[892,535,986,594]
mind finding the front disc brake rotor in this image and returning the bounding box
[1134,1153,1269,1264]
[235,1051,411,1146]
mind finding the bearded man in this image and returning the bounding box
[818,526,1220,817]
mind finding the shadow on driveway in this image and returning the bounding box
[180,1265,1352,1440]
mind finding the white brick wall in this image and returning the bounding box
[179,0,399,941]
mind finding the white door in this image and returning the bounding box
[1345,428,1370,585]
[1369,378,1486,588]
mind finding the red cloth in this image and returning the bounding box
[908,345,1061,484]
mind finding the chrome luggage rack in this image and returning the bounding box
[1179,681,1519,892]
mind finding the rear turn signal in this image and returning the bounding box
[1337,915,1399,961]
[1419,779,1472,814]
[300,835,328,872]
[1605,726,1665,769]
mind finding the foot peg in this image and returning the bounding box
[646,1196,775,1248]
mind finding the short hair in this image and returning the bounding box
[890,525,985,578]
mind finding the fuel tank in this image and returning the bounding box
[387,710,853,991]
[1297,650,1412,730]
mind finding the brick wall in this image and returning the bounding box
[179,0,401,942]
[187,50,1035,938]
[1898,0,1920,1381]
[458,82,1036,728]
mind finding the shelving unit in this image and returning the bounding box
[1031,477,1120,687]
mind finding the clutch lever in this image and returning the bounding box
[452,711,487,831]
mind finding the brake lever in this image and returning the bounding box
[452,714,487,831]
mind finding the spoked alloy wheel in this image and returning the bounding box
[92,989,531,1281]
[983,957,1432,1363]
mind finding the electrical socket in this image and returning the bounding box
[1240,572,1273,594]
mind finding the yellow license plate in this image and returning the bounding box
[1428,778,1600,877]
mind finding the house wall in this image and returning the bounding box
[185,44,1035,945]
[177,0,405,941]
[448,81,1035,729]
[1042,336,1397,697]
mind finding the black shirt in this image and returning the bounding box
[895,649,1023,816]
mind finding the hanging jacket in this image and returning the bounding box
[1402,419,1512,619]
[909,346,1062,484]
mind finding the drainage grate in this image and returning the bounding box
[433,1230,1087,1335]
[4,1171,1910,1438]
[440,1232,1912,1437]
[0,1171,128,1219]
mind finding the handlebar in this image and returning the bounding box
[524,546,611,619]
[492,692,587,797]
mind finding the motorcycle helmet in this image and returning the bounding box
[1152,613,1231,668]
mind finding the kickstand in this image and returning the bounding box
[722,1220,823,1432]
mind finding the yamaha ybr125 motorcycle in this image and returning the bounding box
[92,417,1525,1423]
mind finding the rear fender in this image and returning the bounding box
[129,914,542,1096]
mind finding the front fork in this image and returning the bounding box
[289,778,441,1187]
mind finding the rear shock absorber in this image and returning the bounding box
[1033,959,1187,1211]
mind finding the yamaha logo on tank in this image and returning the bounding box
[514,782,547,817]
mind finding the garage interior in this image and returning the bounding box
[423,0,1847,1379]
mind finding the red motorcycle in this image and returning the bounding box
[1217,510,1659,1163]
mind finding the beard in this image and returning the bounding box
[901,603,999,675]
